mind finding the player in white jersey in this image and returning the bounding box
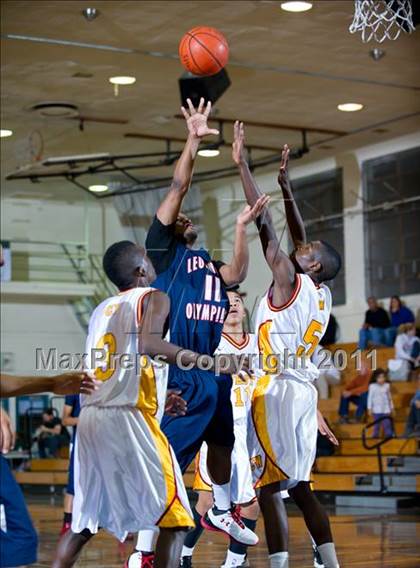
[233,122,341,568]
[52,241,241,568]
[180,289,258,568]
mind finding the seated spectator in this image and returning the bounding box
[338,362,371,423]
[405,376,420,437]
[312,345,341,400]
[367,369,394,438]
[388,323,420,381]
[359,297,393,350]
[386,296,416,347]
[36,408,69,458]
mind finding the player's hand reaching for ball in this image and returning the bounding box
[232,120,247,165]
[181,97,219,139]
[51,372,99,396]
[278,144,290,188]
[237,194,271,226]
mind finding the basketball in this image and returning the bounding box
[179,26,229,76]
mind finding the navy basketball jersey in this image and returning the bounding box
[153,243,228,356]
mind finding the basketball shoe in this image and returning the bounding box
[124,551,154,568]
[201,507,258,546]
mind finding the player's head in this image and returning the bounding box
[225,288,246,328]
[291,240,341,284]
[175,212,198,245]
[102,240,156,290]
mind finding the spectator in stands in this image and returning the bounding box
[312,345,341,400]
[367,369,394,438]
[405,376,420,437]
[387,296,416,347]
[37,408,69,458]
[359,297,392,349]
[338,361,371,423]
[388,323,420,381]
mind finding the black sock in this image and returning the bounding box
[229,517,257,554]
[63,512,72,525]
[183,507,205,550]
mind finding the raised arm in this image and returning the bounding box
[156,98,219,225]
[277,144,306,247]
[232,121,295,300]
[219,196,269,286]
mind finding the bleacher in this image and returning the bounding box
[14,343,419,499]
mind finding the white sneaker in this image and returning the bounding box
[201,507,258,546]
[221,560,250,568]
[124,551,154,568]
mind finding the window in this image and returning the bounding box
[291,169,345,305]
[363,146,420,298]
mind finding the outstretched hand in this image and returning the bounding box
[317,410,339,446]
[237,194,271,226]
[181,97,219,139]
[52,372,99,396]
[232,120,247,165]
[278,144,290,186]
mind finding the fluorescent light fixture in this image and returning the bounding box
[43,152,110,165]
[337,103,364,112]
[281,2,313,12]
[109,76,136,85]
[0,129,13,137]
[198,149,220,158]
[88,184,109,193]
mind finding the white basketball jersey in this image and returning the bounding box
[215,332,256,420]
[82,287,167,410]
[254,273,332,382]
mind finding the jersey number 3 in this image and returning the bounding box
[94,333,117,381]
[296,320,323,357]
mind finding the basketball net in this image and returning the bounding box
[349,0,415,43]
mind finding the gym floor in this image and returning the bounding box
[27,495,420,567]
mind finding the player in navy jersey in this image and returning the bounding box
[145,98,266,552]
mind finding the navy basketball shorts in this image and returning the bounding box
[161,369,234,473]
[66,440,76,496]
[0,455,38,567]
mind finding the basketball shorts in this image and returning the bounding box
[161,368,235,473]
[248,375,318,490]
[193,416,256,505]
[0,455,38,567]
[71,405,193,542]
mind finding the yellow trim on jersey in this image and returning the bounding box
[142,411,194,528]
[221,332,250,350]
[252,375,289,488]
[192,452,212,493]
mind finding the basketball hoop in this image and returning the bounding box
[349,0,415,43]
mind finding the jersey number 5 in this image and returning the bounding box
[296,320,323,357]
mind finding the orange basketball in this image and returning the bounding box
[179,26,229,76]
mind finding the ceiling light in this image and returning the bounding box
[0,129,13,137]
[198,149,220,158]
[281,2,313,13]
[109,76,136,85]
[88,184,109,193]
[337,103,364,112]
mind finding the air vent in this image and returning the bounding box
[29,102,79,118]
